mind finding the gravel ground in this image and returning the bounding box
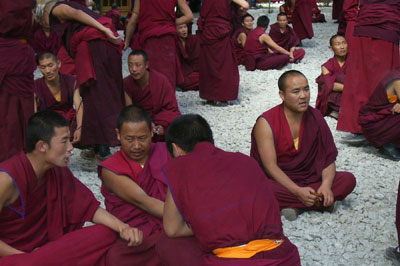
[35,5,400,266]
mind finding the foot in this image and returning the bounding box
[385,247,400,266]
[80,159,99,172]
[320,201,336,213]
[205,100,215,105]
[379,144,400,161]
[343,133,367,146]
[280,208,299,221]
[80,148,96,161]
[213,101,229,107]
[328,110,339,120]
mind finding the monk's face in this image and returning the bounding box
[176,24,188,40]
[128,55,148,81]
[117,121,153,165]
[242,16,254,31]
[38,57,61,82]
[44,126,73,167]
[277,15,288,29]
[280,74,310,113]
[330,36,347,57]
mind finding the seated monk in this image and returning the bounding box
[269,13,305,63]
[124,50,181,142]
[315,34,348,119]
[98,105,171,265]
[359,71,400,161]
[105,3,124,31]
[176,23,200,91]
[35,52,83,145]
[0,110,142,265]
[250,70,356,221]
[156,114,301,265]
[244,15,293,71]
[232,13,254,66]
[311,0,327,23]
[280,0,294,23]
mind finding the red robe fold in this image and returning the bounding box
[29,28,62,55]
[315,57,346,116]
[250,105,356,209]
[342,0,359,48]
[311,1,327,23]
[0,152,116,265]
[160,142,300,265]
[98,143,170,266]
[269,23,305,62]
[197,0,239,101]
[358,71,400,148]
[105,9,124,31]
[0,0,35,39]
[176,35,200,91]
[292,0,314,40]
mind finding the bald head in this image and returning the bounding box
[278,70,307,92]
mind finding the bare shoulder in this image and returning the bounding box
[254,117,273,138]
[0,171,18,210]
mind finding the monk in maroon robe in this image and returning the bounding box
[29,26,62,56]
[316,34,348,118]
[124,0,193,88]
[337,0,400,136]
[0,111,142,265]
[358,71,400,160]
[157,114,301,265]
[176,24,200,91]
[124,50,181,142]
[98,105,171,266]
[105,3,124,31]
[311,0,327,23]
[269,13,305,63]
[244,16,292,71]
[280,1,294,23]
[291,0,314,41]
[251,71,356,221]
[0,0,36,162]
[232,13,254,66]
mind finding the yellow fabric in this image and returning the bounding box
[293,137,299,150]
[213,239,284,259]
[54,91,61,102]
[18,39,27,43]
[387,91,398,103]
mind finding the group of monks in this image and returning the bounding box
[0,0,400,265]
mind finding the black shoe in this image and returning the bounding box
[344,133,367,146]
[213,101,228,107]
[96,144,111,158]
[379,144,400,161]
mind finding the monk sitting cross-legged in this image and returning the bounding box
[0,110,142,266]
[232,13,254,66]
[99,105,172,266]
[251,70,356,221]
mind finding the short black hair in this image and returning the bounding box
[329,34,345,46]
[257,15,270,28]
[241,13,254,23]
[278,70,307,91]
[128,50,148,63]
[165,114,214,156]
[36,51,58,65]
[26,110,69,153]
[117,105,152,131]
[277,12,288,19]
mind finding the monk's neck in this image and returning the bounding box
[43,28,51,38]
[179,37,187,48]
[279,27,287,33]
[136,71,150,89]
[26,152,53,181]
[335,54,346,67]
[45,76,61,95]
[283,107,304,131]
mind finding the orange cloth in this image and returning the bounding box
[387,91,398,103]
[213,239,284,259]
[18,39,27,43]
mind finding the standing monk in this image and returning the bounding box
[0,0,36,162]
[124,0,194,88]
[45,0,125,160]
[291,0,314,41]
[198,0,249,106]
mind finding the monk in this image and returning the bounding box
[315,34,348,119]
[358,71,400,161]
[156,114,301,265]
[269,13,305,63]
[232,13,254,66]
[45,1,125,161]
[280,0,294,23]
[29,12,62,56]
[337,0,400,143]
[105,3,124,31]
[124,0,193,88]
[311,0,327,23]
[386,181,400,265]
[0,0,36,162]
[198,0,249,106]
[342,0,359,49]
[124,50,181,142]
[244,15,293,71]
[176,23,200,91]
[99,105,171,265]
[0,110,142,265]
[291,0,314,41]
[35,52,83,144]
[251,70,356,221]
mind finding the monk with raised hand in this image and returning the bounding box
[359,71,400,161]
[251,70,356,221]
[124,0,193,88]
[291,0,314,41]
[244,15,292,71]
[35,52,83,145]
[0,110,142,265]
[232,13,254,66]
[99,105,171,265]
[124,50,181,142]
[156,114,301,265]
[315,34,348,119]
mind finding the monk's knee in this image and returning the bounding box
[335,171,357,196]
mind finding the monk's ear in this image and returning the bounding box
[116,128,121,141]
[172,143,185,157]
[279,89,285,102]
[36,140,49,153]
[57,60,62,69]
[329,46,333,52]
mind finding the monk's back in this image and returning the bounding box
[200,0,231,20]
[139,0,176,34]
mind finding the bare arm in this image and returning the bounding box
[322,66,344,92]
[163,188,193,238]
[259,34,291,57]
[176,0,194,25]
[101,168,164,218]
[124,91,133,106]
[237,32,247,48]
[317,162,336,206]
[391,80,400,113]
[72,87,83,144]
[232,0,250,9]
[124,0,140,50]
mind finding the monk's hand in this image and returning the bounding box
[72,128,81,144]
[120,225,143,247]
[317,184,334,207]
[154,125,164,135]
[289,52,294,62]
[296,187,317,207]
[104,28,122,45]
[392,103,400,114]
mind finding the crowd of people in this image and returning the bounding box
[0,0,399,265]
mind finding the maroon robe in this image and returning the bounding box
[50,1,124,146]
[177,34,200,91]
[315,57,347,116]
[105,9,124,31]
[311,1,327,23]
[158,142,300,265]
[198,0,239,102]
[0,152,116,265]
[292,0,314,40]
[342,0,359,48]
[98,143,170,266]
[232,27,248,65]
[337,0,400,133]
[250,104,356,210]
[358,71,400,148]
[280,3,294,24]
[244,27,290,71]
[269,23,305,62]
[29,28,62,55]
[332,0,344,20]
